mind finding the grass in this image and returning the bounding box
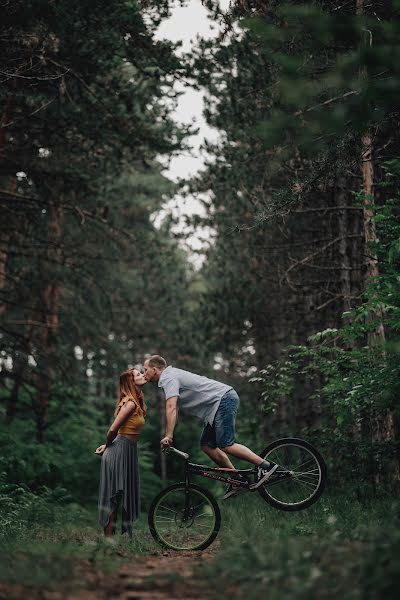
[200,490,400,600]
[0,502,160,590]
[1,488,399,599]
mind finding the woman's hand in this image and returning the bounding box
[95,444,106,455]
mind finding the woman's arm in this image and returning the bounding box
[105,400,136,446]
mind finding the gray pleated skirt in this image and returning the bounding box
[98,435,140,536]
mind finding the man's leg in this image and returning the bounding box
[221,443,265,466]
[201,445,236,469]
[215,390,278,489]
[200,422,236,469]
[222,443,278,489]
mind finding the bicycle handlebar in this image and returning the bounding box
[163,446,189,460]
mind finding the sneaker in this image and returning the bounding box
[249,462,279,490]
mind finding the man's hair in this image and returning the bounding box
[148,355,167,370]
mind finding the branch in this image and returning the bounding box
[294,90,359,117]
[1,98,56,129]
[281,234,362,284]
[0,67,69,82]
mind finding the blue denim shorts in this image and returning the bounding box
[200,389,240,449]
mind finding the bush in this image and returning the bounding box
[200,494,400,600]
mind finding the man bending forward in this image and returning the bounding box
[143,355,278,499]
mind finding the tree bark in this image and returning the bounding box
[356,0,398,481]
[360,132,386,346]
[34,203,62,442]
[157,388,167,481]
[0,175,16,316]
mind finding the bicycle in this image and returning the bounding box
[148,437,327,551]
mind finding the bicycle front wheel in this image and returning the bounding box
[258,438,327,511]
[148,483,221,551]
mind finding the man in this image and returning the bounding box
[143,355,278,499]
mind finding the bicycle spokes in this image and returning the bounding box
[262,442,323,507]
[151,486,218,551]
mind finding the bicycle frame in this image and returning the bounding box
[165,447,257,492]
[185,461,256,488]
[173,452,256,519]
[165,447,292,513]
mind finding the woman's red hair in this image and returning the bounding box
[115,369,146,416]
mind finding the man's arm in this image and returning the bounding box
[160,396,178,447]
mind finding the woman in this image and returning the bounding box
[95,368,147,536]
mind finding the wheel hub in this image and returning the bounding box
[175,509,195,528]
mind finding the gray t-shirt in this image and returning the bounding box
[158,366,232,425]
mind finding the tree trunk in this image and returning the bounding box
[34,203,62,442]
[360,132,385,346]
[0,175,16,316]
[356,0,398,481]
[0,234,9,297]
[6,326,34,420]
[157,388,167,481]
[0,94,15,312]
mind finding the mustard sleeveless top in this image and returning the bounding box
[116,396,146,436]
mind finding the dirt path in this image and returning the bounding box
[0,548,216,600]
[109,549,215,600]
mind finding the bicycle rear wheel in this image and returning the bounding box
[148,483,221,551]
[258,438,327,511]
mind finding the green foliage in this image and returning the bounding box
[252,167,400,483]
[0,495,159,587]
[244,3,400,153]
[0,0,196,441]
[194,1,400,221]
[0,377,166,513]
[0,388,162,586]
[201,494,400,600]
[189,0,400,384]
[0,476,70,537]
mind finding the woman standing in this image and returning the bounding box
[96,368,147,536]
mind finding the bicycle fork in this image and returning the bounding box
[183,461,193,520]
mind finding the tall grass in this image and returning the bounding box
[0,483,159,588]
[202,491,400,600]
[2,479,399,599]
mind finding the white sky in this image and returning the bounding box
[154,0,231,264]
[156,0,230,181]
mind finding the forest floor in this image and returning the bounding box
[0,547,215,600]
[0,492,399,600]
